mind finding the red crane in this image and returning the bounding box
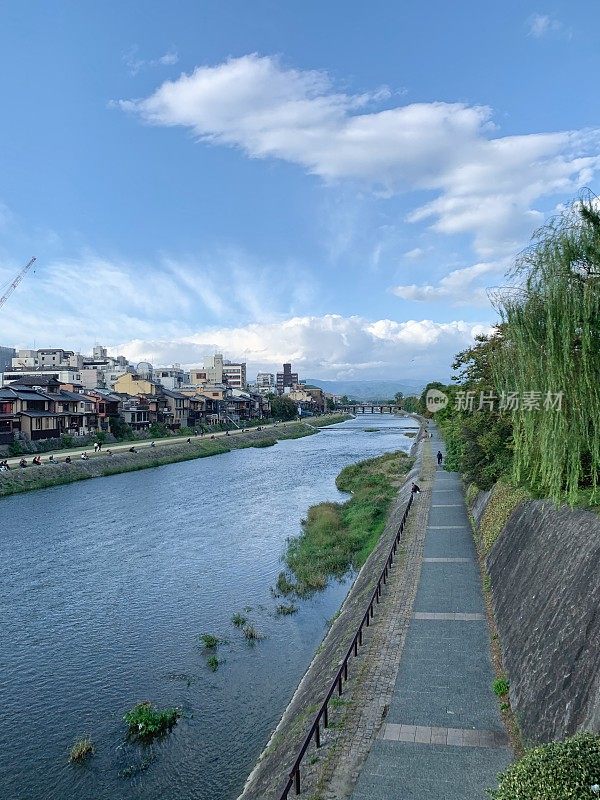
[0,257,36,310]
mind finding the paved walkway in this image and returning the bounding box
[1,421,284,467]
[350,426,512,799]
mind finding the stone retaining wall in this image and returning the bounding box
[470,491,600,743]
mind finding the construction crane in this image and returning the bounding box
[0,257,36,310]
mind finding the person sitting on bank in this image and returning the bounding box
[150,440,156,447]
[186,438,191,443]
[19,457,27,468]
[48,455,55,463]
[65,455,71,464]
[32,455,42,465]
[129,446,137,453]
[411,482,421,494]
[80,452,89,460]
[106,449,113,456]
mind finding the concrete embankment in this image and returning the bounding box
[237,423,425,800]
[469,487,600,743]
[0,423,315,498]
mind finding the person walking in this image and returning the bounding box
[94,442,99,453]
[437,450,443,465]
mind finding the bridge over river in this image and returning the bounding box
[340,404,402,414]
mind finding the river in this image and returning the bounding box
[0,415,415,800]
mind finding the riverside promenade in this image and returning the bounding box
[305,425,511,800]
[347,425,512,799]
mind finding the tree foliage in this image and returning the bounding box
[493,196,600,503]
[270,395,298,420]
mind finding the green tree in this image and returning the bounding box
[109,415,133,441]
[326,397,335,411]
[394,391,404,406]
[271,395,298,420]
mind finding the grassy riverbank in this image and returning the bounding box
[0,424,315,498]
[276,449,413,597]
[305,413,353,427]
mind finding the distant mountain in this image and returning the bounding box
[304,379,425,402]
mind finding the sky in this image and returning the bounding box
[0,0,599,381]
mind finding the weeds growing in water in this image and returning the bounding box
[68,736,94,763]
[207,655,221,671]
[199,633,221,649]
[280,451,413,598]
[276,603,298,615]
[242,624,264,641]
[231,612,247,628]
[123,702,180,738]
[119,753,157,779]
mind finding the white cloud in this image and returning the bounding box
[158,50,179,66]
[123,46,179,76]
[117,54,600,256]
[403,247,426,260]
[392,261,504,305]
[115,314,491,380]
[528,13,564,38]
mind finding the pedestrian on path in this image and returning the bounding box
[437,450,443,465]
[94,442,99,453]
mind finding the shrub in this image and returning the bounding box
[488,733,600,799]
[8,441,22,456]
[493,677,510,696]
[123,702,180,738]
[68,736,94,763]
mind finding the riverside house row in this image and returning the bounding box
[0,373,271,446]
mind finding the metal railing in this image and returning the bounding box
[278,492,415,799]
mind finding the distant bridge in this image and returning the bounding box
[340,405,403,414]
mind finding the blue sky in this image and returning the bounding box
[1,1,599,380]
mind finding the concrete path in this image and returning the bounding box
[1,421,285,467]
[350,426,512,799]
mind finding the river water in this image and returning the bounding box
[0,415,415,800]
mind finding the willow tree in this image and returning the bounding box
[492,195,600,504]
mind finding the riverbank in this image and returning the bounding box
[0,423,316,498]
[237,426,424,800]
[276,450,414,597]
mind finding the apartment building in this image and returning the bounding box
[276,363,299,394]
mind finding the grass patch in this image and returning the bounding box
[279,450,413,597]
[478,480,531,554]
[304,413,352,428]
[242,624,264,641]
[123,702,180,739]
[231,612,247,628]
[493,677,510,697]
[68,736,94,763]
[207,655,221,671]
[276,602,298,615]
